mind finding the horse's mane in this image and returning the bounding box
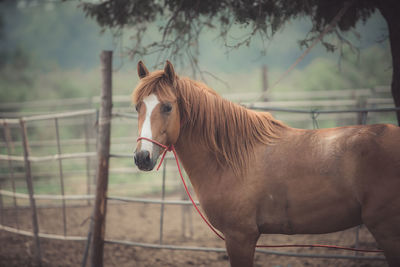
[132,70,288,176]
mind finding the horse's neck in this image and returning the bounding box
[174,134,223,191]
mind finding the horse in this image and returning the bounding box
[132,61,400,267]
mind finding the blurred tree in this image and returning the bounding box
[0,1,34,107]
[0,0,113,105]
[1,0,112,69]
[77,0,399,123]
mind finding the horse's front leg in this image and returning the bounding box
[224,231,259,267]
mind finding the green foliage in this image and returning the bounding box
[0,0,115,105]
[299,45,391,91]
[1,1,112,69]
[0,48,35,103]
[0,64,98,104]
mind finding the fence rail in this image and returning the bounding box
[0,85,391,111]
[0,190,199,204]
[104,239,385,261]
[0,109,97,124]
[0,224,87,241]
[244,104,400,114]
[0,152,96,163]
[0,190,94,200]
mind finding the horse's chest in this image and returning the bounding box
[195,179,260,232]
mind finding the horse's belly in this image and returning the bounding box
[289,200,361,234]
[257,192,361,235]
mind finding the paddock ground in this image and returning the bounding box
[0,199,387,267]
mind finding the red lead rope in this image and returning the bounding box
[136,137,383,253]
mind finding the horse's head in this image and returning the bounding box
[132,61,181,171]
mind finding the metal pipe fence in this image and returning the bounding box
[0,109,98,266]
[0,105,396,264]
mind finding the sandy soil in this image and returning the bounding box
[0,200,387,267]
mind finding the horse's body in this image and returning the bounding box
[133,61,400,267]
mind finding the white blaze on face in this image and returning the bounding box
[139,94,159,157]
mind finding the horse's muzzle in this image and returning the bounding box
[134,150,157,171]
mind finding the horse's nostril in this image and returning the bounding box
[134,150,151,167]
[143,151,150,161]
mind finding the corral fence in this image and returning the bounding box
[0,51,395,266]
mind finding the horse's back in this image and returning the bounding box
[350,123,400,186]
[324,123,400,204]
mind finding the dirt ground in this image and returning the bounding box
[0,199,387,267]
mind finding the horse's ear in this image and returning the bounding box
[137,61,149,79]
[164,60,176,84]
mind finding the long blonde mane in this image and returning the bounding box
[133,70,288,176]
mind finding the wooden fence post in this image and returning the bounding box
[20,119,42,267]
[90,50,113,267]
[262,65,268,101]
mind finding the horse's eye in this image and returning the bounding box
[135,104,139,112]
[161,103,172,113]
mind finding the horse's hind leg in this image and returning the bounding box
[362,195,400,267]
[224,231,259,267]
[366,223,400,266]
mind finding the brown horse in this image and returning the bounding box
[132,61,400,267]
